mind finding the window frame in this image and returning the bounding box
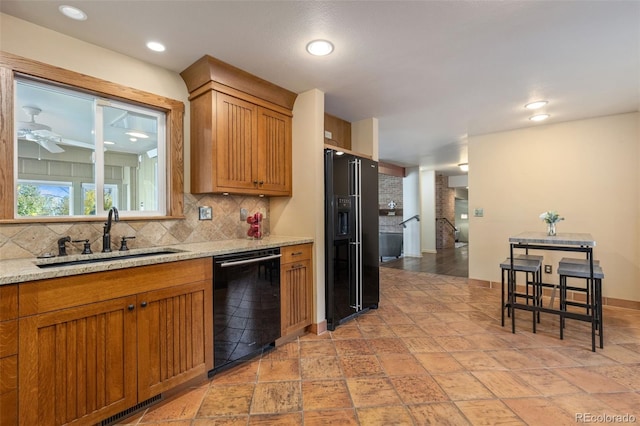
[0,51,184,223]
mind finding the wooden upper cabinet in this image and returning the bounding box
[181,55,296,196]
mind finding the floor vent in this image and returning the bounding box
[99,394,162,426]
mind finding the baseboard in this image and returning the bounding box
[473,278,640,311]
[421,249,437,254]
[310,320,327,335]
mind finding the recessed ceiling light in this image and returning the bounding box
[525,100,548,110]
[306,40,334,56]
[458,163,469,172]
[129,137,137,142]
[146,41,166,52]
[125,131,149,139]
[59,5,87,21]
[104,140,115,145]
[529,114,550,122]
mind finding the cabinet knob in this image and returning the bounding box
[141,301,148,308]
[258,180,264,185]
[253,180,258,185]
[128,304,135,311]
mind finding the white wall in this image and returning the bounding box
[420,169,437,253]
[469,112,640,302]
[1,13,192,190]
[270,89,325,323]
[402,166,422,257]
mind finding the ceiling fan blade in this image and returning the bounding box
[36,139,65,153]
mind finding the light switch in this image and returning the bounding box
[324,130,332,139]
[474,208,484,217]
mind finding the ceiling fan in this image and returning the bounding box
[16,106,65,153]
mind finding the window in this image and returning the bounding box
[17,179,73,216]
[0,51,184,222]
[14,77,166,218]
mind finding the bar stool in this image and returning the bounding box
[558,262,604,351]
[500,255,543,327]
[558,257,600,313]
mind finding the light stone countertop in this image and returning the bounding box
[509,232,596,247]
[0,236,313,285]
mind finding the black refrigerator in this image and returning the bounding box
[325,148,379,331]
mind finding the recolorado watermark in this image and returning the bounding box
[576,413,637,423]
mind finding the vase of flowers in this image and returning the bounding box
[539,211,564,236]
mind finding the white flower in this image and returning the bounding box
[540,210,564,224]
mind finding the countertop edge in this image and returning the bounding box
[0,236,314,285]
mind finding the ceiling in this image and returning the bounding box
[2,1,639,174]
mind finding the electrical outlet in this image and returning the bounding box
[240,208,248,221]
[324,130,332,139]
[474,208,484,217]
[544,265,552,274]
[198,206,212,220]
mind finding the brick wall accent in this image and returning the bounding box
[435,174,456,249]
[378,174,403,233]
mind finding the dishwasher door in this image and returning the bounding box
[212,248,281,373]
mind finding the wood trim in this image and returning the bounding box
[323,144,374,160]
[0,51,184,221]
[0,320,18,358]
[309,320,327,335]
[0,285,18,321]
[379,162,405,177]
[189,81,293,117]
[19,258,211,317]
[180,55,297,110]
[324,113,351,150]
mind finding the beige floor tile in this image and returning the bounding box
[250,381,301,414]
[471,371,540,398]
[355,405,414,425]
[407,402,471,425]
[592,392,640,416]
[139,386,207,422]
[300,339,337,358]
[211,359,259,385]
[357,324,397,338]
[300,356,343,380]
[339,355,385,378]
[513,368,581,396]
[346,377,402,407]
[329,324,363,340]
[334,338,373,356]
[549,393,618,418]
[516,347,582,367]
[401,336,445,353]
[378,353,428,376]
[366,337,409,355]
[591,364,640,391]
[302,409,359,425]
[432,372,495,401]
[451,351,507,371]
[301,380,352,411]
[503,397,576,425]
[433,335,478,351]
[193,417,248,425]
[600,344,640,363]
[247,412,302,425]
[198,383,255,417]
[455,399,525,426]
[486,349,545,369]
[387,323,429,337]
[390,375,450,404]
[257,358,300,382]
[553,366,631,393]
[263,341,299,360]
[415,352,466,373]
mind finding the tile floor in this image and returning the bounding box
[120,267,640,425]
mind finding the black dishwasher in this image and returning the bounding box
[211,248,281,374]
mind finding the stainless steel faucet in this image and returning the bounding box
[102,207,120,252]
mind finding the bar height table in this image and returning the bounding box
[508,232,600,351]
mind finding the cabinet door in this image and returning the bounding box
[258,107,292,195]
[216,92,258,191]
[19,296,137,426]
[137,281,213,400]
[281,259,312,336]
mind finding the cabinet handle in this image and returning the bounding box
[141,301,148,308]
[128,304,135,311]
[291,251,303,256]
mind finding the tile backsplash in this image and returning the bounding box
[0,193,269,259]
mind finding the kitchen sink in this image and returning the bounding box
[36,248,186,269]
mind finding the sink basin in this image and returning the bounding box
[36,248,186,269]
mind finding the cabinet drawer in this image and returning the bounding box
[0,285,18,321]
[281,244,312,264]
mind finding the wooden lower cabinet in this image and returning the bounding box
[280,244,313,337]
[15,258,213,426]
[18,297,138,426]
